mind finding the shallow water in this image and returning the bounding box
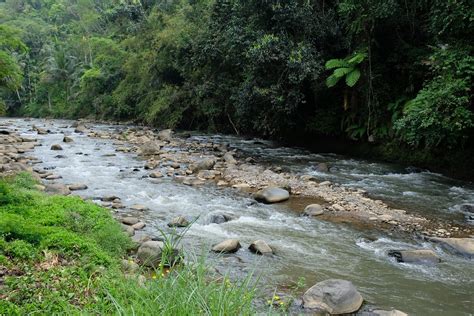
[4,118,474,315]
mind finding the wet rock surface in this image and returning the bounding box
[301,279,363,314]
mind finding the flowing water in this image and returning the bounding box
[4,118,474,315]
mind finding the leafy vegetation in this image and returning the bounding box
[0,0,472,171]
[0,173,256,314]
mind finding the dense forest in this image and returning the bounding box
[0,0,473,176]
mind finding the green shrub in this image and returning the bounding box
[5,239,37,260]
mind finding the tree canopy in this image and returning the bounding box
[0,0,472,152]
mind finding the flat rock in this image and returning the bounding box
[212,239,241,253]
[150,171,163,178]
[429,237,474,258]
[45,174,62,180]
[68,183,88,191]
[122,217,140,225]
[388,249,440,264]
[249,240,273,255]
[132,222,146,230]
[302,279,363,314]
[45,183,71,195]
[189,158,216,172]
[101,195,120,202]
[303,204,324,216]
[130,204,148,211]
[254,187,289,204]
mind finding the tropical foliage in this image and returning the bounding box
[0,0,472,152]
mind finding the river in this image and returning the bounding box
[5,118,474,315]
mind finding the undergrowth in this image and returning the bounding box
[0,173,257,315]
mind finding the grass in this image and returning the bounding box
[0,173,257,315]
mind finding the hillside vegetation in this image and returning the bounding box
[0,0,473,175]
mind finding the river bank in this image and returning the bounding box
[1,117,473,315]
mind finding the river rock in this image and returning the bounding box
[254,187,290,204]
[208,212,237,224]
[121,259,140,273]
[460,204,474,213]
[167,216,189,227]
[130,204,148,211]
[157,129,173,141]
[139,141,162,156]
[189,157,216,172]
[45,174,62,180]
[74,124,88,133]
[429,237,474,258]
[388,249,440,264]
[68,183,88,191]
[316,162,329,172]
[249,240,273,255]
[212,239,241,253]
[132,222,146,230]
[123,225,135,236]
[144,160,158,170]
[303,204,324,216]
[223,152,237,164]
[45,183,71,195]
[63,136,74,143]
[102,195,120,202]
[137,240,164,267]
[302,279,363,314]
[150,171,163,178]
[33,125,48,134]
[122,217,140,225]
[50,144,63,151]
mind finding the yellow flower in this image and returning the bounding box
[273,295,280,301]
[152,275,157,279]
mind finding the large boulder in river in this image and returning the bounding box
[303,204,324,216]
[212,239,241,253]
[249,240,273,255]
[254,187,289,204]
[302,279,363,314]
[137,240,164,267]
[388,249,440,264]
[157,129,173,141]
[428,237,474,258]
[50,144,63,151]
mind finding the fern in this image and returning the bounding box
[326,74,341,87]
[325,59,349,69]
[345,69,360,87]
[325,51,366,89]
[334,67,352,77]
